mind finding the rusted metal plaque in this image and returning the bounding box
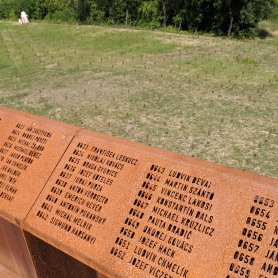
[0,106,79,224]
[24,129,278,278]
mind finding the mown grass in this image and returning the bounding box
[0,21,277,178]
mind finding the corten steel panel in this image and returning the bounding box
[0,217,37,278]
[23,231,99,278]
[24,129,278,278]
[0,106,79,224]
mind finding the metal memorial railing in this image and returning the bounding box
[0,106,277,278]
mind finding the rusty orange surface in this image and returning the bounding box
[24,128,278,278]
[0,106,79,224]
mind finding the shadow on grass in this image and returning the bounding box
[256,28,273,39]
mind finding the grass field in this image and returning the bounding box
[0,21,277,178]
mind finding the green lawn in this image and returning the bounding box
[0,21,277,178]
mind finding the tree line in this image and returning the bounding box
[0,0,277,36]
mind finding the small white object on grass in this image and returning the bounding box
[20,11,30,24]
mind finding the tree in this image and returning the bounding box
[0,0,277,36]
[99,0,117,24]
[138,0,160,26]
[75,0,90,22]
[0,0,20,19]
